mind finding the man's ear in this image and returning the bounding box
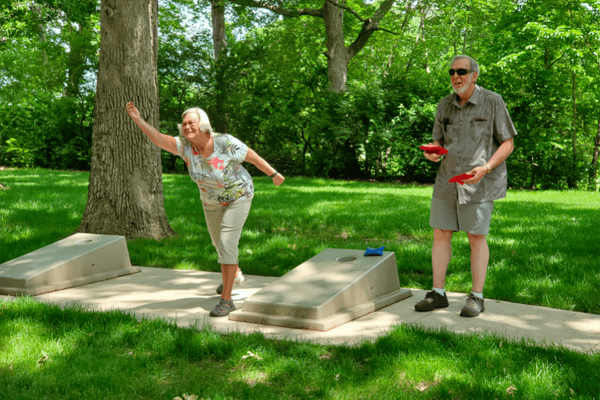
[473,71,479,83]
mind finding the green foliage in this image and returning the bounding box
[0,0,98,171]
[1,0,598,189]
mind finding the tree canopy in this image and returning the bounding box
[1,0,598,189]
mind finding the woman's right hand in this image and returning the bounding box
[126,101,141,122]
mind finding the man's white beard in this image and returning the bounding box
[453,73,473,94]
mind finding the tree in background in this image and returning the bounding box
[2,0,598,190]
[0,0,99,170]
[228,0,406,93]
[78,0,176,240]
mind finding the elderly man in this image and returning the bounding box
[415,55,517,317]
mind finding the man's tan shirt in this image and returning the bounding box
[432,85,517,204]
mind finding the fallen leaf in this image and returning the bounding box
[320,352,332,360]
[570,388,575,395]
[506,385,517,395]
[9,365,12,370]
[241,351,263,361]
[246,249,253,254]
[37,351,49,365]
[173,395,198,400]
[340,232,349,240]
[335,374,340,381]
[246,379,257,388]
[416,382,429,392]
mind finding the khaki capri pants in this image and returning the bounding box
[203,197,253,265]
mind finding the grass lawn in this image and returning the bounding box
[1,169,599,399]
[1,297,598,400]
[1,169,598,313]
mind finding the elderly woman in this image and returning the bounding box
[126,101,284,317]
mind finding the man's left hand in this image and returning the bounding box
[463,166,488,185]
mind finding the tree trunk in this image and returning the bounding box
[590,114,600,190]
[30,3,47,62]
[211,0,228,132]
[78,0,176,240]
[323,0,348,93]
[571,71,577,189]
[64,23,87,98]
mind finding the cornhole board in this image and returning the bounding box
[229,248,412,331]
[0,233,140,296]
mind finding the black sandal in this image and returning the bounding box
[210,299,236,317]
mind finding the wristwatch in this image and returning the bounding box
[269,171,278,178]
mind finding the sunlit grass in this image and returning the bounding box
[1,169,599,314]
[1,297,598,400]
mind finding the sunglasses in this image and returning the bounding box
[448,68,473,76]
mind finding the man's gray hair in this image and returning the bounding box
[177,107,213,136]
[451,55,480,74]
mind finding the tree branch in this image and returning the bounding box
[228,0,323,18]
[346,0,398,59]
[325,0,366,22]
[324,0,401,35]
[547,52,565,69]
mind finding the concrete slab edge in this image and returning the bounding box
[0,267,141,296]
[230,288,414,331]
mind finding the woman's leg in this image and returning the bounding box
[216,198,253,300]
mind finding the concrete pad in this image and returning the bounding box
[0,233,140,295]
[229,248,412,331]
[401,289,600,354]
[14,267,599,353]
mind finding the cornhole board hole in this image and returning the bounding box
[229,248,412,331]
[0,233,140,296]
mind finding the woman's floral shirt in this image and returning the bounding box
[175,134,254,207]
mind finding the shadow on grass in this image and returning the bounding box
[1,298,598,400]
[2,171,599,313]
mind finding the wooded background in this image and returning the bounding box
[1,0,599,190]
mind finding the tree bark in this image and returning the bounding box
[64,23,87,98]
[571,71,577,188]
[323,0,348,92]
[211,0,228,132]
[78,0,176,240]
[590,114,600,190]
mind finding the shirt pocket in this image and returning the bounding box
[469,117,491,141]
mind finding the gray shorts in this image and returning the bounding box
[429,196,494,235]
[203,197,253,264]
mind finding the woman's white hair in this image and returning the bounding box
[177,107,213,137]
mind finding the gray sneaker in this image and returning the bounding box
[414,290,449,311]
[210,299,236,317]
[460,293,485,317]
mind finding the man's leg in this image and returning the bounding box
[415,228,453,311]
[432,228,454,289]
[467,233,489,293]
[459,232,489,317]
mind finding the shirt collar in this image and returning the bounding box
[453,84,480,107]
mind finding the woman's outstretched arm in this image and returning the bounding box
[126,101,177,155]
[245,149,285,186]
